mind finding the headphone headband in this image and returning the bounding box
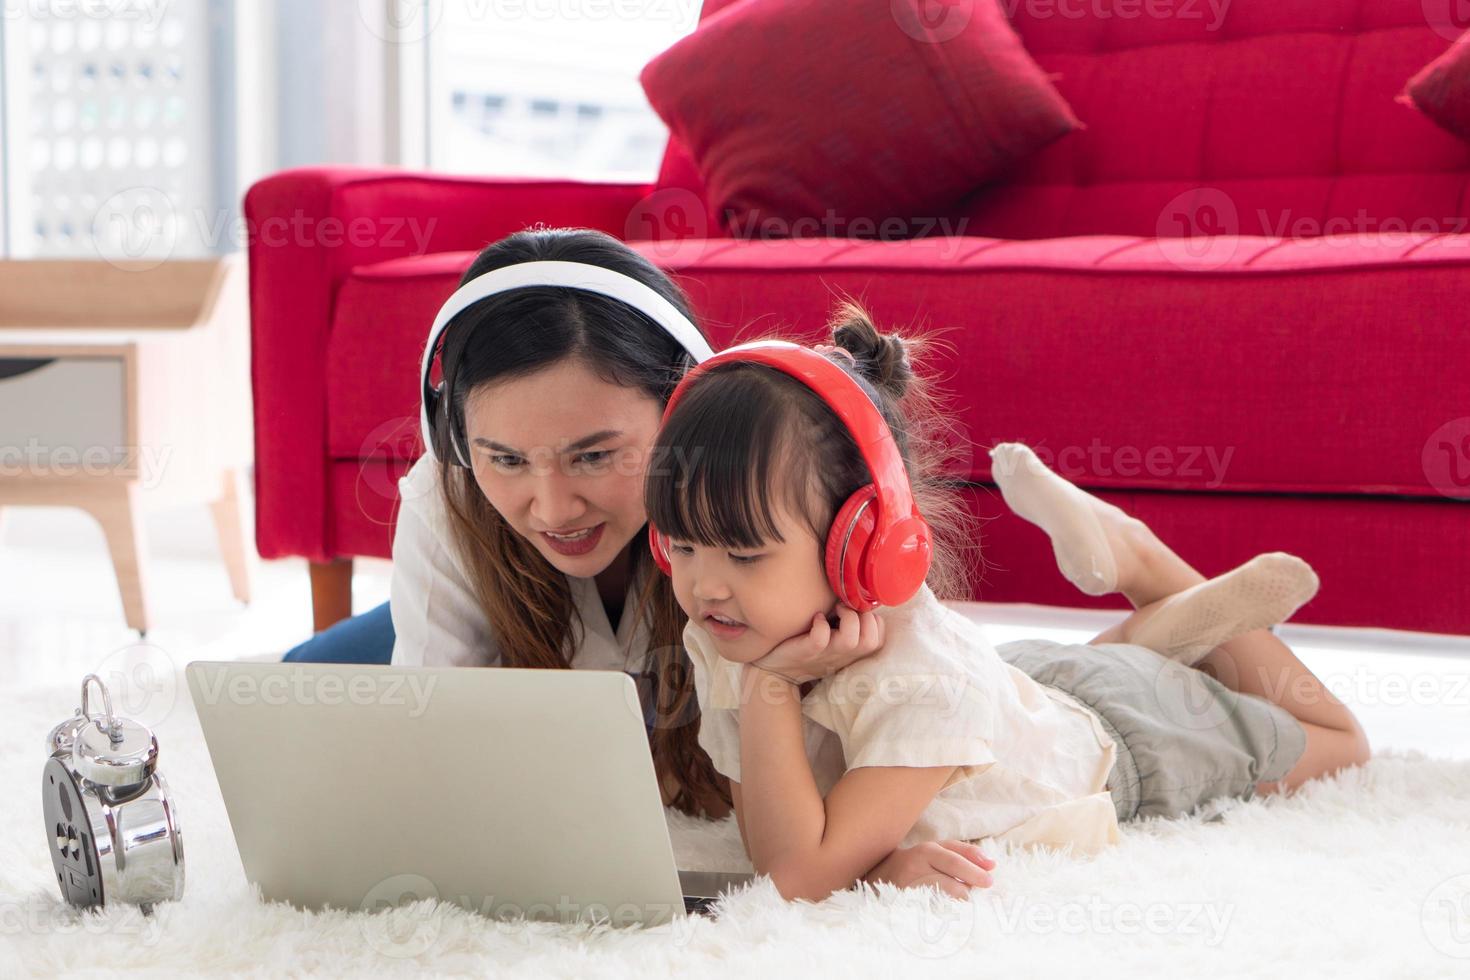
[660,340,920,539]
[420,260,715,465]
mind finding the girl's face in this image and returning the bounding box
[664,492,839,663]
[464,358,664,579]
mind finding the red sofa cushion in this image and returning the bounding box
[650,0,741,234]
[316,224,1470,639]
[326,233,1470,501]
[1404,32,1470,142]
[640,0,1079,237]
[318,235,1470,636]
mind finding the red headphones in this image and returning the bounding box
[647,340,932,612]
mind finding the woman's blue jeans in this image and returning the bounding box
[282,601,395,664]
[281,601,658,736]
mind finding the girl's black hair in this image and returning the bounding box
[645,302,974,600]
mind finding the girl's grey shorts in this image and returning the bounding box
[997,639,1308,824]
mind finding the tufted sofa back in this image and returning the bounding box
[654,0,1470,239]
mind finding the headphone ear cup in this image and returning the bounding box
[867,514,933,607]
[426,383,471,468]
[422,385,442,458]
[825,486,879,612]
[447,392,472,469]
[648,526,672,576]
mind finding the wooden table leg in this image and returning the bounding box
[210,467,254,604]
[310,558,354,633]
[82,483,153,636]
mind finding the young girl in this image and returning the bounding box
[644,304,1371,902]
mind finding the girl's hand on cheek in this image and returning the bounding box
[749,604,886,685]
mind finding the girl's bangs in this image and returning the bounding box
[646,371,800,550]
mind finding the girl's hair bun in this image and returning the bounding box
[829,301,913,400]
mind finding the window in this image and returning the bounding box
[0,2,701,258]
[424,1,703,181]
[1,0,228,261]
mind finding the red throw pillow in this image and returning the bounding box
[1403,32,1470,141]
[640,0,1079,237]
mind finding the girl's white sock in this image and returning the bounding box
[989,443,1119,596]
[1127,552,1320,667]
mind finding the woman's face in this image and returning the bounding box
[463,358,665,579]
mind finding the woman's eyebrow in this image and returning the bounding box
[472,429,623,454]
[564,429,623,451]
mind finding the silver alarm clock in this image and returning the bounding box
[43,674,184,910]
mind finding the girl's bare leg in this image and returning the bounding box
[1085,513,1370,796]
[990,444,1370,794]
[1091,516,1206,612]
[1198,632,1371,795]
[1091,548,1319,665]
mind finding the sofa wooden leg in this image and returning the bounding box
[309,558,354,633]
[210,468,255,605]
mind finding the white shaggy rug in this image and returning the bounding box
[4,658,1469,979]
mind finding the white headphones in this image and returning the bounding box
[419,260,715,466]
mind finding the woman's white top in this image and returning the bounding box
[685,584,1122,857]
[388,455,650,670]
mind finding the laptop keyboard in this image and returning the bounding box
[683,895,716,915]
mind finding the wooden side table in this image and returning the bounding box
[0,257,254,634]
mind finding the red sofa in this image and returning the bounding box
[247,0,1470,635]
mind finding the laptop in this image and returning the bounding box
[186,661,753,926]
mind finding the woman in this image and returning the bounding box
[291,228,724,815]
